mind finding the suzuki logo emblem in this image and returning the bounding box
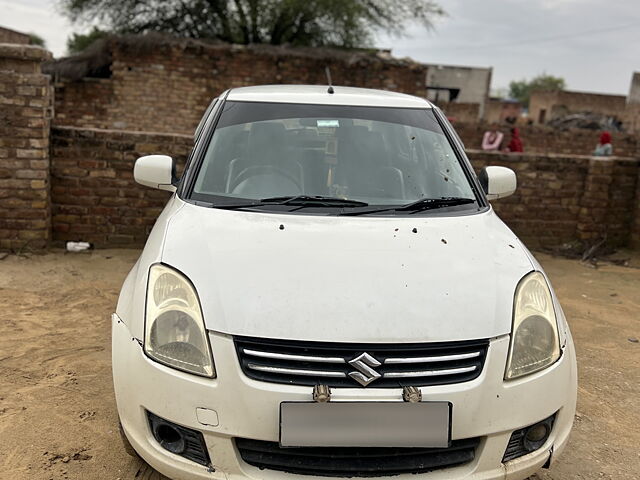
[348,352,382,386]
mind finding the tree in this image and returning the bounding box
[60,0,445,48]
[509,74,566,107]
[28,33,46,48]
[67,27,109,54]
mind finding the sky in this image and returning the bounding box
[2,0,639,96]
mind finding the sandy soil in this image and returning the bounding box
[0,249,638,480]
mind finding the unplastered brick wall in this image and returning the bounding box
[437,102,480,124]
[0,43,52,250]
[468,150,640,249]
[53,78,113,130]
[51,127,192,247]
[632,166,640,248]
[456,123,639,158]
[47,126,640,250]
[51,38,429,134]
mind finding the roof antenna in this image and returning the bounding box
[325,66,334,94]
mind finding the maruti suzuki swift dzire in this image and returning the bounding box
[112,85,577,480]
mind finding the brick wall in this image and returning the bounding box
[456,123,638,158]
[0,27,31,45]
[468,151,589,248]
[484,100,522,124]
[44,126,640,250]
[632,167,640,248]
[50,127,192,247]
[53,78,113,130]
[51,39,429,135]
[622,104,640,136]
[0,43,52,250]
[437,102,480,124]
[468,150,640,249]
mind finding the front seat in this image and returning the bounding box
[226,123,303,197]
[337,129,405,199]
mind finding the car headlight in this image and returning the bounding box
[505,271,561,380]
[144,264,215,377]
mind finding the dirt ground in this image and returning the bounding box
[0,249,639,480]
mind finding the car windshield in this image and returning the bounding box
[190,101,476,212]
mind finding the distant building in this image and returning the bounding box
[484,98,522,125]
[623,72,640,133]
[0,26,31,45]
[425,64,492,121]
[628,72,640,104]
[529,90,627,125]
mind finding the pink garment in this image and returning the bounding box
[482,130,504,151]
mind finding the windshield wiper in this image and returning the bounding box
[394,196,475,212]
[340,197,475,216]
[208,195,368,211]
[259,195,369,207]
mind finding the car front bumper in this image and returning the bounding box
[112,314,577,480]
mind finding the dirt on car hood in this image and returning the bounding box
[162,202,533,343]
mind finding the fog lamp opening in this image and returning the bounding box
[154,422,186,453]
[502,412,557,463]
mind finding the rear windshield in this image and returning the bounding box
[190,101,476,212]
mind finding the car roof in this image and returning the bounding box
[226,85,432,109]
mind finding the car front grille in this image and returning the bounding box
[235,437,480,477]
[234,336,489,388]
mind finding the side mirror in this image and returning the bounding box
[134,155,176,192]
[479,166,516,200]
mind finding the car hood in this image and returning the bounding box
[162,202,533,343]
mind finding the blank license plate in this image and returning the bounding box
[280,402,451,448]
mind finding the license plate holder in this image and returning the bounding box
[279,401,451,448]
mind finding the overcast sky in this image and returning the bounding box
[2,0,639,95]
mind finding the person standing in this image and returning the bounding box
[481,125,504,151]
[505,127,524,153]
[593,131,613,156]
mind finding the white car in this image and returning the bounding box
[113,85,577,480]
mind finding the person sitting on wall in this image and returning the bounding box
[505,127,524,153]
[593,131,613,156]
[481,125,504,151]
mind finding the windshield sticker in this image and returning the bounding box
[317,119,340,127]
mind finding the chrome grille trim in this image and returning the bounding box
[235,336,489,388]
[246,363,347,377]
[242,348,346,364]
[384,351,480,364]
[384,366,477,378]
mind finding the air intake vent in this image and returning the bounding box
[234,336,488,388]
[236,437,480,477]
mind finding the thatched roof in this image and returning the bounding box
[43,32,424,82]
